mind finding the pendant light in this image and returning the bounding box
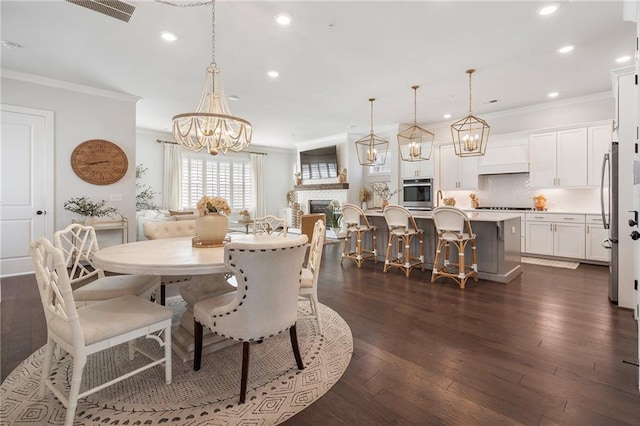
[355,98,389,166]
[398,85,435,162]
[163,0,252,155]
[450,69,490,157]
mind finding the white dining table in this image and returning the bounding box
[93,233,303,362]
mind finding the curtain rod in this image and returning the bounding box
[156,139,267,155]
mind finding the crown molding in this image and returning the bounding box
[1,69,140,102]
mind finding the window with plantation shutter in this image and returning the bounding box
[181,153,252,212]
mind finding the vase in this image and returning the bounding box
[195,213,228,245]
[361,201,368,211]
[381,199,389,209]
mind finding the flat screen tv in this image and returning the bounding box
[300,146,338,180]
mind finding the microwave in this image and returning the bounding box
[402,178,433,209]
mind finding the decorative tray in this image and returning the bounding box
[191,235,231,248]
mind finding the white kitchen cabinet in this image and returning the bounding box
[585,214,610,262]
[529,128,588,188]
[439,145,478,190]
[402,158,434,178]
[587,124,612,187]
[525,213,585,258]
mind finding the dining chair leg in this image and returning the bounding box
[39,338,55,398]
[340,231,350,265]
[372,229,378,263]
[193,320,203,371]
[66,354,87,426]
[240,341,250,404]
[289,324,305,370]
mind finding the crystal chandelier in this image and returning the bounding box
[355,98,389,166]
[397,85,435,162]
[167,0,252,155]
[450,69,490,157]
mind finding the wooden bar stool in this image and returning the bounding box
[382,205,424,277]
[431,206,478,288]
[340,203,377,268]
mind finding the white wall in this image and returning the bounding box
[134,131,296,217]
[1,75,139,242]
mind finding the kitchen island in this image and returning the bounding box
[364,210,522,283]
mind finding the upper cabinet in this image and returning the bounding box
[439,145,478,190]
[529,124,609,188]
[401,158,434,178]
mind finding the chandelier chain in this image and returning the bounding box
[468,71,473,115]
[155,0,217,66]
[369,99,374,134]
[413,86,418,124]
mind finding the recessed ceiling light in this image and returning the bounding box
[548,92,559,98]
[161,31,177,42]
[443,113,452,119]
[615,55,632,63]
[267,70,279,78]
[537,3,560,16]
[275,13,291,26]
[2,40,23,49]
[228,95,240,101]
[557,45,574,54]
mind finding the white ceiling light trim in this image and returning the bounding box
[548,92,559,98]
[161,31,177,42]
[615,55,632,63]
[537,3,560,16]
[267,70,279,78]
[275,13,291,26]
[557,45,574,54]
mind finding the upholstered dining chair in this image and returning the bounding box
[29,237,173,426]
[431,206,478,288]
[193,235,309,404]
[54,223,159,306]
[299,219,326,334]
[382,205,425,277]
[340,203,378,268]
[253,215,288,236]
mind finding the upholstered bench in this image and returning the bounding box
[143,220,196,240]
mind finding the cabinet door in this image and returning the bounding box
[526,221,554,255]
[529,132,557,188]
[417,159,435,178]
[458,156,478,190]
[556,128,588,187]
[554,222,585,258]
[585,224,610,261]
[587,124,611,187]
[439,145,459,190]
[402,160,420,178]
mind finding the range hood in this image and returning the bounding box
[477,143,529,175]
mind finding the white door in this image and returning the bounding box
[1,105,54,277]
[557,127,588,187]
[458,156,478,190]
[525,221,553,255]
[529,132,557,188]
[587,124,612,186]
[439,145,459,190]
[554,222,585,259]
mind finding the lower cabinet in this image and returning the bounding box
[525,213,585,259]
[585,214,610,262]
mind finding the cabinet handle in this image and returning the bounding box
[563,218,575,220]
[587,226,589,234]
[534,216,545,219]
[550,224,553,232]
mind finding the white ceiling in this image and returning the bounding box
[1,1,636,149]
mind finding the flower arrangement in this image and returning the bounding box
[196,195,231,216]
[359,187,372,203]
[64,197,120,218]
[326,200,342,228]
[370,182,399,201]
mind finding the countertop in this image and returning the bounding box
[364,210,522,222]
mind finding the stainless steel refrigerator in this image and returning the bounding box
[600,141,619,303]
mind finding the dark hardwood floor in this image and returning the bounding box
[2,243,639,425]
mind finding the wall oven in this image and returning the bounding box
[401,178,433,210]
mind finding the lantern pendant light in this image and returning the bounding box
[450,69,490,157]
[398,85,435,162]
[355,98,389,166]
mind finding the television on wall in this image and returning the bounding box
[299,146,339,180]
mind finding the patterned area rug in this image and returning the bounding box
[521,256,580,269]
[0,302,352,425]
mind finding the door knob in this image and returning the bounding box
[36,210,44,215]
[631,231,640,241]
[629,219,638,227]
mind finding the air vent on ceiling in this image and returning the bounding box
[66,0,135,23]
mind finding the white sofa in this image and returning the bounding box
[136,210,197,241]
[142,220,196,240]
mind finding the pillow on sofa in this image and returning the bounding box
[169,209,193,216]
[176,214,198,221]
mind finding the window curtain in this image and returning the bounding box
[162,143,182,210]
[250,153,266,218]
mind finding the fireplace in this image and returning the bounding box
[309,200,331,217]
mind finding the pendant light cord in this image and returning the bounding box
[468,71,473,115]
[369,98,375,135]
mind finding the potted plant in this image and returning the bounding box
[370,182,399,209]
[359,187,372,210]
[64,196,120,223]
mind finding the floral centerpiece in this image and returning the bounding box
[370,182,399,208]
[194,195,231,247]
[196,196,231,216]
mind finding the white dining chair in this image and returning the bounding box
[253,215,288,236]
[54,223,160,306]
[29,237,173,426]
[382,205,425,277]
[341,203,378,268]
[299,219,326,334]
[193,235,308,404]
